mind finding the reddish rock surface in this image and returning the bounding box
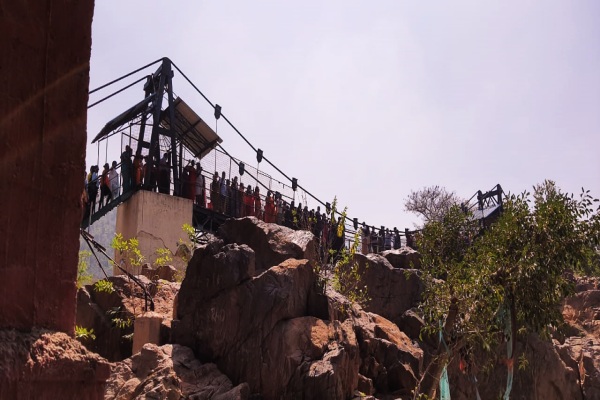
[173,242,316,394]
[0,329,110,400]
[76,275,179,361]
[0,0,94,334]
[353,253,423,326]
[106,343,249,400]
[218,216,318,273]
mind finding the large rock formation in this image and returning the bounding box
[173,240,318,396]
[218,217,318,273]
[172,224,425,399]
[106,343,249,400]
[0,330,110,400]
[353,253,423,326]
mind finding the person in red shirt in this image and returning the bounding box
[244,185,254,217]
[264,190,276,223]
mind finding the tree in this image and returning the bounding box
[414,180,600,398]
[405,185,463,224]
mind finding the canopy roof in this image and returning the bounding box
[160,97,222,159]
[91,95,222,160]
[91,94,156,143]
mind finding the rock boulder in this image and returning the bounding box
[0,329,110,400]
[381,246,422,269]
[353,253,423,326]
[173,241,316,394]
[105,343,249,399]
[218,217,318,273]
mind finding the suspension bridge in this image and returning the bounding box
[83,57,503,249]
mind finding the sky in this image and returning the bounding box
[87,1,600,230]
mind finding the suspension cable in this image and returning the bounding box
[89,58,163,95]
[88,75,149,109]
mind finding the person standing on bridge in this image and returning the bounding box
[230,177,239,217]
[159,152,170,194]
[264,190,275,223]
[134,153,144,189]
[361,224,370,255]
[121,145,133,193]
[254,186,262,220]
[99,163,112,208]
[210,172,219,211]
[87,165,99,214]
[109,160,119,199]
[219,171,228,214]
[195,163,205,207]
[244,185,254,216]
[237,182,245,217]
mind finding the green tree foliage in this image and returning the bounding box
[416,180,600,396]
[111,233,144,274]
[75,326,96,341]
[316,197,370,308]
[77,250,94,289]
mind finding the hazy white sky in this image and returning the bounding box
[87,1,600,230]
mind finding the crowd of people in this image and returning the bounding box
[83,147,415,256]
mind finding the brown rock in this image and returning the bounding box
[218,216,318,273]
[381,247,422,270]
[105,343,249,400]
[0,329,110,400]
[353,253,423,326]
[0,0,93,335]
[77,276,180,361]
[178,242,255,302]
[141,264,178,282]
[262,316,360,399]
[351,309,423,395]
[173,250,316,395]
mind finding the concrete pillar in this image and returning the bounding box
[132,312,163,355]
[114,190,193,275]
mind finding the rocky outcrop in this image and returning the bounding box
[173,234,427,398]
[0,329,110,400]
[262,316,360,399]
[381,247,422,270]
[353,253,423,326]
[349,307,423,397]
[76,275,179,361]
[173,239,317,395]
[105,343,249,400]
[141,263,178,282]
[218,216,318,273]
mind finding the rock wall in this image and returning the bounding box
[0,0,94,333]
[0,330,110,400]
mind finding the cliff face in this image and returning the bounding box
[0,1,112,399]
[102,217,600,399]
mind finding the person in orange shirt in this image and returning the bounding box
[133,153,143,188]
[254,186,262,220]
[264,190,276,223]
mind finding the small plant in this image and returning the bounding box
[77,250,93,289]
[93,279,114,293]
[107,306,133,329]
[154,247,173,267]
[75,326,96,341]
[111,233,144,273]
